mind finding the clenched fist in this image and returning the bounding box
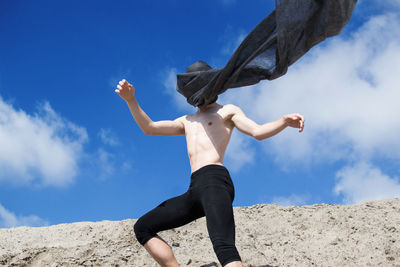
[115,79,135,102]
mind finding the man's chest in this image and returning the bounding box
[184,112,234,138]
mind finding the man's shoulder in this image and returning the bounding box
[174,114,188,121]
[223,103,238,108]
[221,103,241,113]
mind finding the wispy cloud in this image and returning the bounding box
[85,147,132,181]
[0,203,48,228]
[391,0,400,7]
[370,0,400,9]
[224,12,400,168]
[217,10,400,202]
[0,97,88,187]
[98,128,119,146]
[271,193,311,206]
[334,161,400,204]
[96,148,115,180]
[224,130,255,172]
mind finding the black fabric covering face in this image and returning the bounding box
[176,0,358,107]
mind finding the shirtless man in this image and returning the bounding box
[115,79,304,267]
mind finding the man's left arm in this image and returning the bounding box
[229,105,304,141]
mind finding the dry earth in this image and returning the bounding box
[1,198,400,266]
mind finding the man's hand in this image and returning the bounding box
[283,113,305,132]
[115,79,135,102]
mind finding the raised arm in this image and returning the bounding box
[115,79,184,136]
[229,104,304,141]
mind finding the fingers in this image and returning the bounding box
[119,79,128,87]
[118,79,133,91]
[293,113,304,121]
[115,79,133,98]
[288,113,305,133]
[290,114,303,121]
[116,79,127,93]
[298,114,305,133]
[299,114,305,123]
[115,84,122,94]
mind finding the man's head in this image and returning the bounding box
[176,60,217,107]
[186,61,218,105]
[186,61,212,73]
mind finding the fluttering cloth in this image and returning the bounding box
[176,0,358,107]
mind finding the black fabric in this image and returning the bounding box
[176,0,358,107]
[134,164,241,266]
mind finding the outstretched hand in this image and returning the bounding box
[115,79,135,102]
[283,113,305,133]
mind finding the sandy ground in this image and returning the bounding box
[1,198,400,267]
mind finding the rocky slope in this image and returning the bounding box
[1,198,400,266]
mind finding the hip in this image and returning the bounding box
[189,164,234,189]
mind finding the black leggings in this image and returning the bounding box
[134,164,241,266]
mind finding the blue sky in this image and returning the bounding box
[1,0,400,227]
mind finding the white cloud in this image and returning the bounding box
[164,12,400,179]
[224,130,255,172]
[223,13,400,169]
[0,98,88,187]
[334,161,400,204]
[98,128,119,146]
[373,0,400,9]
[391,0,400,7]
[216,11,400,204]
[0,203,48,228]
[271,193,310,206]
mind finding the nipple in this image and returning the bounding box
[208,122,212,126]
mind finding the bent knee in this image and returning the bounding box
[133,219,156,246]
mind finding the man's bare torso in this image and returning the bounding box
[116,79,304,176]
[179,103,235,173]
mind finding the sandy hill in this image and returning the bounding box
[1,198,399,266]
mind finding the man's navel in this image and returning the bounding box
[208,122,212,126]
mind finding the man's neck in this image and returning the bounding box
[197,102,219,113]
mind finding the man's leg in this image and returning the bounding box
[143,235,242,267]
[224,261,242,267]
[199,185,242,267]
[134,191,203,266]
[144,235,179,267]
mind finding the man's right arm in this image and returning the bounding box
[228,104,304,140]
[115,79,184,136]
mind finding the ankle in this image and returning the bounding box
[162,260,180,267]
